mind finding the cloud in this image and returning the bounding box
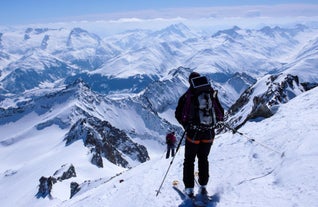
[93,4,318,19]
[245,10,262,18]
[3,4,317,37]
[27,4,317,24]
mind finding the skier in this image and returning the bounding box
[175,72,224,198]
[166,131,176,159]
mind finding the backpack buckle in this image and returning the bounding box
[189,124,213,131]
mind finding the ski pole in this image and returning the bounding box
[222,123,285,158]
[156,130,186,196]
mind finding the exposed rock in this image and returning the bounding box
[249,96,273,119]
[64,115,149,168]
[70,182,80,198]
[36,176,56,199]
[3,169,18,177]
[91,149,103,168]
[36,164,76,199]
[53,164,76,181]
[227,74,305,129]
[301,82,318,91]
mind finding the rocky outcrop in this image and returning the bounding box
[64,115,149,168]
[36,164,76,199]
[248,96,273,120]
[70,182,80,198]
[53,164,76,181]
[36,176,56,199]
[227,74,305,129]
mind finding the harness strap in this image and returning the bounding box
[186,137,213,144]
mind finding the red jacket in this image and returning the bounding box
[166,133,176,144]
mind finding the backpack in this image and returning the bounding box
[175,76,224,129]
[196,89,215,126]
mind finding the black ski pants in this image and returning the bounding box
[166,144,175,159]
[183,136,213,188]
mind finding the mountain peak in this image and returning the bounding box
[212,25,242,38]
[152,23,196,40]
[67,27,101,48]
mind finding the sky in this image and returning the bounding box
[1,0,318,25]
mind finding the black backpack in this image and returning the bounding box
[191,76,216,127]
[176,76,224,129]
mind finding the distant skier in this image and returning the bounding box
[166,131,176,159]
[175,72,224,198]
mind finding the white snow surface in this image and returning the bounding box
[1,85,317,206]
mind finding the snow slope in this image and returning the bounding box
[3,85,315,207]
[1,23,318,207]
[283,37,318,83]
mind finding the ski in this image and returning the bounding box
[173,185,220,207]
[172,185,196,207]
[172,179,220,207]
[172,185,210,207]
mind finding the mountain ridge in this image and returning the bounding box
[0,22,318,206]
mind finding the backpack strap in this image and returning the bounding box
[181,89,193,124]
[211,90,224,122]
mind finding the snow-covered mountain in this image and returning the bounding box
[225,30,318,129]
[1,22,318,207]
[1,78,317,207]
[0,80,150,167]
[1,23,317,101]
[282,36,318,84]
[227,73,305,129]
